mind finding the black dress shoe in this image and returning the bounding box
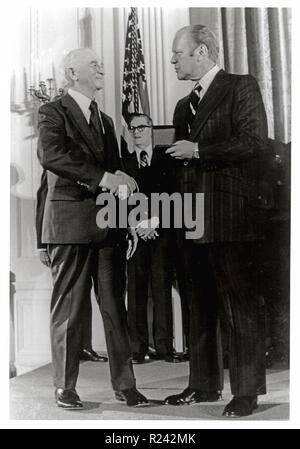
[222,396,258,418]
[115,390,126,402]
[181,350,189,361]
[148,351,162,361]
[55,388,83,409]
[132,353,147,364]
[80,348,108,362]
[115,388,149,407]
[164,353,183,363]
[164,387,222,405]
[148,351,183,363]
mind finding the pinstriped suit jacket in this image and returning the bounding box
[173,69,269,243]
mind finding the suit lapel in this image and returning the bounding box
[61,94,105,163]
[189,70,232,141]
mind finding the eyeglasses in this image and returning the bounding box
[89,62,104,72]
[128,125,152,133]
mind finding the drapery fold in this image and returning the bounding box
[81,7,291,142]
[190,7,291,143]
[82,8,190,132]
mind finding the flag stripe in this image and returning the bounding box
[121,7,150,156]
[122,7,150,120]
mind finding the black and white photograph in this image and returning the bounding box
[3,0,298,431]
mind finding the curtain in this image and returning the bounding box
[81,8,191,135]
[190,7,291,143]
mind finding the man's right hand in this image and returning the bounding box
[39,249,51,267]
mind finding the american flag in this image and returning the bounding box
[121,7,150,155]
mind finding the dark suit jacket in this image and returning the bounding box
[122,150,176,234]
[123,150,175,193]
[173,69,269,243]
[37,93,122,244]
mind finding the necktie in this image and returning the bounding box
[89,100,104,147]
[187,82,202,131]
[140,150,149,168]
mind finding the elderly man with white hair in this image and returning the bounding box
[37,48,148,409]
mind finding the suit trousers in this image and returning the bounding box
[178,241,266,396]
[79,277,93,351]
[127,234,174,356]
[48,240,136,391]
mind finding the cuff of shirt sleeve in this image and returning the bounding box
[192,142,200,159]
[99,171,109,188]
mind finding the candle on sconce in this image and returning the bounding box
[23,68,28,106]
[11,71,16,106]
[49,48,53,79]
[35,57,40,85]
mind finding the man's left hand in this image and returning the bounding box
[165,140,195,160]
[39,249,51,267]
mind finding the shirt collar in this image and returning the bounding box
[68,88,105,133]
[195,64,222,93]
[68,88,93,120]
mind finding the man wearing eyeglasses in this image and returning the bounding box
[123,113,182,365]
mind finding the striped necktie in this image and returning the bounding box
[139,150,149,168]
[187,82,202,131]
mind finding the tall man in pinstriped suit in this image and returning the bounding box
[164,25,268,417]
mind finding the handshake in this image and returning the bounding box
[100,170,137,199]
[136,216,159,241]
